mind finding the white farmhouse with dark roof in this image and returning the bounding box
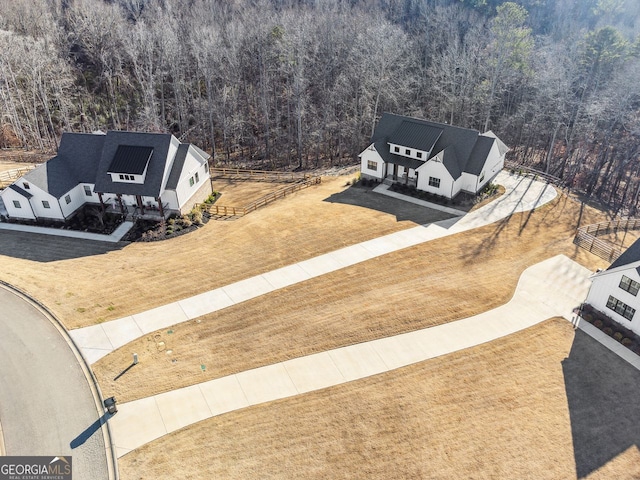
[359,113,508,198]
[0,131,212,221]
[586,238,640,335]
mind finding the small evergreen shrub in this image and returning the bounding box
[614,332,623,341]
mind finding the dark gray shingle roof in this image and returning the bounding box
[22,132,106,198]
[467,136,495,176]
[608,238,640,270]
[94,131,174,197]
[165,144,190,190]
[370,113,504,180]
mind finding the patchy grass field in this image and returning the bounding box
[117,318,640,479]
[94,190,609,403]
[0,176,455,328]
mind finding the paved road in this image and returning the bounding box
[0,286,110,480]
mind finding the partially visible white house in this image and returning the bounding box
[0,130,212,221]
[359,113,508,198]
[586,239,640,336]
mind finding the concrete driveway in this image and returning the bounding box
[0,285,112,479]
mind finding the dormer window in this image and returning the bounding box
[23,182,30,189]
[405,149,411,155]
[108,145,153,184]
[394,146,400,153]
[416,152,422,159]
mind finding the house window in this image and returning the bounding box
[479,172,485,183]
[429,177,441,188]
[619,275,640,296]
[405,149,411,156]
[12,200,21,208]
[42,200,50,209]
[606,295,636,321]
[394,146,400,153]
[23,182,30,189]
[130,175,135,181]
[189,176,195,187]
[416,152,422,159]
[195,172,200,183]
[84,185,92,196]
[65,195,71,204]
[119,174,124,180]
[367,160,378,171]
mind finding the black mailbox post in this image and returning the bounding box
[104,396,118,414]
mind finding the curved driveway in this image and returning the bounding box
[0,286,110,480]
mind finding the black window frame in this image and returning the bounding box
[84,185,92,196]
[429,176,441,188]
[64,194,71,204]
[606,295,636,321]
[42,200,50,209]
[394,146,400,153]
[619,275,640,296]
[12,200,21,209]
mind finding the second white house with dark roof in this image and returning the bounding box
[359,113,508,198]
[1,130,212,221]
[586,238,640,336]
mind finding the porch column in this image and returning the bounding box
[156,196,165,220]
[116,194,125,215]
[136,195,145,214]
[98,192,105,213]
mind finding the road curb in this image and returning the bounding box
[0,281,118,479]
[0,412,5,455]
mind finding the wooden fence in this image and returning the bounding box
[504,161,563,186]
[573,218,640,263]
[210,167,311,182]
[197,175,321,218]
[0,166,36,189]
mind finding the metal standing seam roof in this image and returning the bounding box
[370,113,506,180]
[8,184,33,199]
[388,121,443,153]
[108,145,154,175]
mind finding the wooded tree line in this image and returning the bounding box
[1,0,640,212]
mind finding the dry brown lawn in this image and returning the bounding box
[212,177,292,206]
[94,190,609,403]
[598,229,640,249]
[117,318,640,479]
[0,176,454,328]
[0,161,36,172]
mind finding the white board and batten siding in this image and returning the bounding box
[416,156,456,198]
[587,264,640,336]
[1,187,36,220]
[359,146,384,180]
[173,152,210,210]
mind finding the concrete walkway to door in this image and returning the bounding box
[70,171,558,364]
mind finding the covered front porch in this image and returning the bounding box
[384,162,418,187]
[99,193,174,221]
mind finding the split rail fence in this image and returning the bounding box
[0,167,36,190]
[573,218,640,263]
[198,168,322,218]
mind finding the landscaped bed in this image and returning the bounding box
[580,303,640,355]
